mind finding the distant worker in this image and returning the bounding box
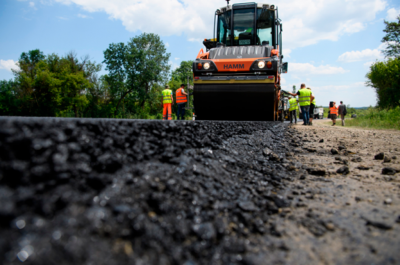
[288,84,314,126]
[176,84,188,120]
[308,87,316,126]
[338,101,347,126]
[288,96,298,124]
[162,85,173,120]
[330,101,338,126]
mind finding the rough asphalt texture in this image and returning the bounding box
[0,117,399,264]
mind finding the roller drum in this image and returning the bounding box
[194,83,276,121]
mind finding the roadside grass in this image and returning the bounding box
[346,107,400,130]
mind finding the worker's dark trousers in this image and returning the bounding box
[300,106,310,124]
[177,103,186,120]
[289,110,297,123]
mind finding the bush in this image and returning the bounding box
[155,113,163,120]
[346,107,400,130]
[367,58,400,109]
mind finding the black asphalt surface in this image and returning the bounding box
[0,117,298,264]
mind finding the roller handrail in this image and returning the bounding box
[196,49,209,59]
[196,49,204,59]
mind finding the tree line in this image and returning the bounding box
[0,33,194,119]
[367,15,400,109]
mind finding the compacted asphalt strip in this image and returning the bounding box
[0,117,399,265]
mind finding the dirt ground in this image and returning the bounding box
[280,119,400,264]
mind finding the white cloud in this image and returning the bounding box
[363,61,374,67]
[338,49,382,62]
[29,2,35,7]
[312,83,360,91]
[283,49,291,58]
[386,8,400,21]
[290,63,348,75]
[169,61,179,70]
[78,13,91,18]
[174,57,180,60]
[0,60,20,72]
[338,43,385,62]
[276,0,386,49]
[188,38,203,43]
[49,0,386,49]
[165,42,170,48]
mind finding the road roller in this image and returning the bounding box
[193,1,288,121]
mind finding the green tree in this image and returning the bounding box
[16,49,45,79]
[103,43,128,116]
[0,80,19,115]
[172,60,194,84]
[84,75,115,118]
[58,52,101,117]
[103,33,171,116]
[382,15,400,58]
[366,58,400,109]
[10,50,101,117]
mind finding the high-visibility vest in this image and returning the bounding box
[330,106,338,115]
[289,98,298,111]
[312,97,316,105]
[162,89,172,104]
[176,88,187,104]
[298,88,312,106]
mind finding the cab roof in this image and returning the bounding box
[218,3,275,13]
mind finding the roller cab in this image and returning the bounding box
[193,2,288,121]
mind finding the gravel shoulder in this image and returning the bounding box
[282,119,400,264]
[0,117,399,265]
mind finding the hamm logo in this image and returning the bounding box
[223,64,245,69]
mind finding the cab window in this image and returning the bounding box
[233,8,255,46]
[256,9,274,46]
[217,11,232,46]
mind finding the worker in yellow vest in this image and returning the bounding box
[162,85,173,120]
[308,87,316,126]
[288,84,315,125]
[176,84,188,120]
[288,96,298,124]
[330,101,338,126]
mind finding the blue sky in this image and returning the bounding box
[0,0,399,107]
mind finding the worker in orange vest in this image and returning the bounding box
[330,101,338,126]
[176,84,188,120]
[162,85,173,120]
